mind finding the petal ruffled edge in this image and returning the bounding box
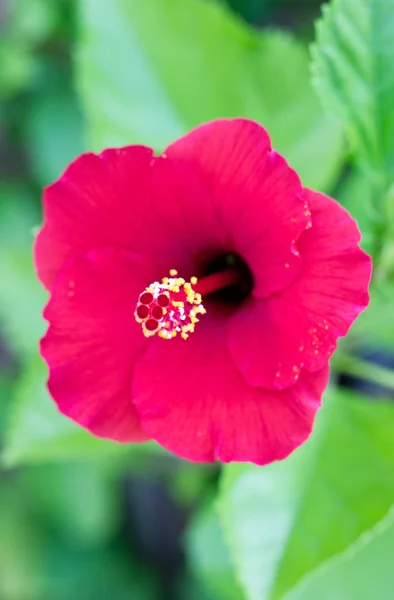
[35,145,155,290]
[41,247,153,442]
[228,189,372,390]
[166,118,311,297]
[132,315,329,464]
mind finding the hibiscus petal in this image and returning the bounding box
[35,145,223,290]
[228,190,372,389]
[165,118,310,296]
[41,247,152,442]
[35,146,154,289]
[132,316,328,464]
[141,155,225,276]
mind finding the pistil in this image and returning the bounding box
[134,267,240,340]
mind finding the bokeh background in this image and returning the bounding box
[1,0,393,599]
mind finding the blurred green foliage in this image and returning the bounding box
[186,496,244,600]
[1,0,394,598]
[220,390,394,599]
[286,507,394,600]
[78,0,343,191]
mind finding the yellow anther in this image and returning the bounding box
[135,270,205,341]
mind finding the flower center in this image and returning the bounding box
[134,266,241,340]
[200,252,254,304]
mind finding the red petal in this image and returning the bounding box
[132,316,328,464]
[165,118,310,297]
[35,145,222,289]
[35,146,154,289]
[141,155,224,276]
[41,248,152,442]
[228,190,372,389]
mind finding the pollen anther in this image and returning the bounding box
[135,272,206,340]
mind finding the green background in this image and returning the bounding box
[1,0,394,598]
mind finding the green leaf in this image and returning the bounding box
[286,506,394,600]
[0,249,47,356]
[0,36,37,97]
[20,462,120,547]
[0,0,59,97]
[0,183,45,355]
[219,388,394,600]
[0,373,14,436]
[0,190,45,359]
[171,463,217,507]
[24,62,85,185]
[186,498,245,600]
[2,356,132,466]
[346,280,394,353]
[0,183,40,249]
[219,447,307,600]
[77,0,343,190]
[41,543,158,600]
[0,486,44,600]
[336,171,374,255]
[311,0,394,191]
[8,0,58,46]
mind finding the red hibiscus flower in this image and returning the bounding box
[34,119,371,465]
